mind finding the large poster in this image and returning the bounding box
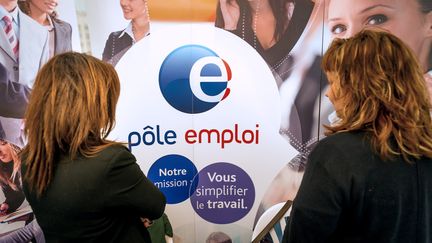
[89,0,329,242]
[0,0,431,242]
[110,24,298,242]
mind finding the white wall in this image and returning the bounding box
[56,0,81,52]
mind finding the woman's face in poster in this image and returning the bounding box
[29,0,57,15]
[120,0,147,21]
[0,141,12,163]
[327,0,432,67]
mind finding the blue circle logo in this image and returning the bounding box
[159,45,232,114]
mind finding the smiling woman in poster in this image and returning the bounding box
[102,0,150,66]
[18,0,72,58]
[327,0,432,98]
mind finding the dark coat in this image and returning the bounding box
[283,131,432,243]
[22,145,166,243]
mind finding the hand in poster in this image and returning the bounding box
[219,0,240,30]
[0,203,9,216]
[141,218,153,228]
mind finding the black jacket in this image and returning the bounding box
[283,131,432,243]
[22,145,166,243]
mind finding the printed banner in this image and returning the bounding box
[1,0,430,242]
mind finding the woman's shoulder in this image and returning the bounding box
[58,144,132,164]
[96,144,132,159]
[304,132,374,182]
[104,30,130,47]
[52,18,72,30]
[310,131,371,165]
[108,30,126,39]
[318,131,368,148]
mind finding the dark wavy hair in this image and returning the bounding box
[322,29,432,162]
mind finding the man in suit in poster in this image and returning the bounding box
[0,0,47,146]
[0,0,51,86]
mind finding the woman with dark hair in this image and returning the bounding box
[215,0,314,80]
[18,0,72,58]
[21,52,166,242]
[283,30,432,242]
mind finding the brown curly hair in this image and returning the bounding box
[322,29,432,162]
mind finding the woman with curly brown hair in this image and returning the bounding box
[283,29,432,242]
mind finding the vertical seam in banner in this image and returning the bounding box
[317,0,327,143]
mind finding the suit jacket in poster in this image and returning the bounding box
[0,9,72,85]
[0,8,72,146]
[0,62,30,140]
[0,62,29,119]
[102,30,134,66]
[0,7,46,146]
[53,18,72,55]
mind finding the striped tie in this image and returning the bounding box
[2,15,19,60]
